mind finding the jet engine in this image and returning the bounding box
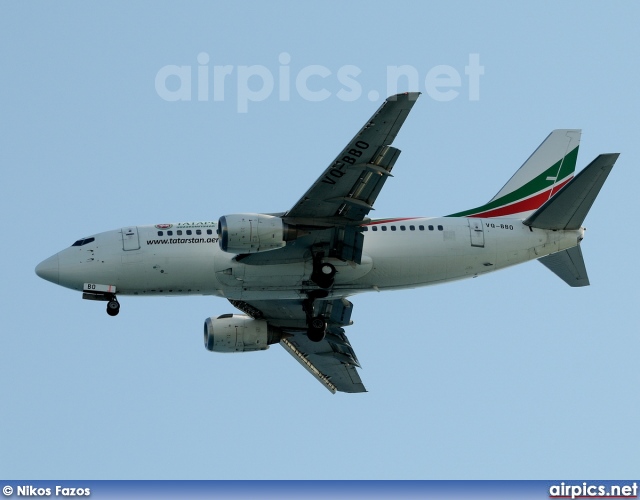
[203,314,284,353]
[217,213,296,254]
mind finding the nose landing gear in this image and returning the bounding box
[106,296,120,316]
[82,284,121,316]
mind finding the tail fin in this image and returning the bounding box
[523,153,618,230]
[449,129,581,219]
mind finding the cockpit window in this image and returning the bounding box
[71,237,95,247]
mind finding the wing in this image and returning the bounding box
[226,95,421,391]
[240,92,420,265]
[230,298,365,394]
[286,92,420,223]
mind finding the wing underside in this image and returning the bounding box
[230,298,365,393]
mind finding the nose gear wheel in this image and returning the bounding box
[106,296,120,316]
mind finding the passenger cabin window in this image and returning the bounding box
[438,225,443,231]
[419,225,425,231]
[428,225,434,231]
[381,226,387,231]
[71,237,95,247]
[362,226,369,231]
[409,225,415,231]
[390,226,396,231]
[207,229,213,235]
[400,225,406,231]
[186,230,192,235]
[167,230,173,236]
[177,230,182,235]
[372,226,378,231]
[196,229,202,235]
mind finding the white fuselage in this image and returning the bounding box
[41,217,583,302]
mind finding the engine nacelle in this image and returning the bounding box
[203,314,282,353]
[217,213,289,254]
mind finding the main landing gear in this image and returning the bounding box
[307,315,326,342]
[303,253,338,342]
[303,290,328,342]
[106,296,120,316]
[310,253,337,290]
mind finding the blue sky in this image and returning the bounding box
[1,1,638,479]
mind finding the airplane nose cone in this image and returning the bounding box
[35,254,59,284]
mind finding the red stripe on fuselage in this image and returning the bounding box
[363,217,419,225]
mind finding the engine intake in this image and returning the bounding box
[203,314,284,353]
[218,213,294,254]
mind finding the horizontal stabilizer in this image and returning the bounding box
[538,245,590,287]
[524,153,619,230]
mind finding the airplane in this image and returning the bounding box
[35,92,618,394]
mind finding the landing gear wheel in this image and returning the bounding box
[307,315,326,342]
[311,261,337,289]
[320,263,336,276]
[106,300,120,317]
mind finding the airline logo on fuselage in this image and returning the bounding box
[176,222,216,228]
[154,222,216,229]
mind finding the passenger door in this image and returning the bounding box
[121,226,140,251]
[468,219,485,247]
